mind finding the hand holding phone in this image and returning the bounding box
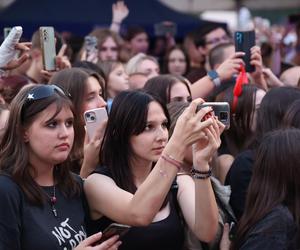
[95,223,131,245]
[234,30,255,72]
[84,108,108,140]
[40,26,56,71]
[0,26,23,68]
[197,102,230,129]
[84,36,98,62]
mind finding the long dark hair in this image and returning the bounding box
[0,84,81,206]
[231,128,300,249]
[217,84,261,156]
[100,90,170,193]
[249,86,300,148]
[283,99,300,129]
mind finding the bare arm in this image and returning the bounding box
[190,52,244,99]
[177,118,223,242]
[109,1,129,34]
[85,100,215,226]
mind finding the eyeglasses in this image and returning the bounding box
[21,85,70,120]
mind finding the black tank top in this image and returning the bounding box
[86,166,184,250]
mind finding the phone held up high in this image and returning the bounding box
[96,223,131,245]
[84,107,108,140]
[197,102,230,129]
[39,26,56,71]
[234,30,255,73]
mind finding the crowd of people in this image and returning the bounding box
[0,1,300,250]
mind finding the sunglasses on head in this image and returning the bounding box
[21,84,70,120]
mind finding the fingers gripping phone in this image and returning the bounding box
[39,26,56,71]
[197,102,230,129]
[234,30,255,72]
[84,35,98,59]
[84,107,108,140]
[97,223,131,245]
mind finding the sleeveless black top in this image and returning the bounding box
[86,166,184,250]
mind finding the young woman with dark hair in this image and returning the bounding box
[230,128,300,249]
[49,67,107,177]
[0,84,120,250]
[217,84,266,157]
[225,86,300,219]
[85,90,221,249]
[143,74,192,104]
[162,45,190,77]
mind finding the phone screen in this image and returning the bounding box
[234,30,255,72]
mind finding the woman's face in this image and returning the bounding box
[169,82,191,103]
[137,59,159,79]
[99,36,118,61]
[82,76,106,112]
[251,89,266,131]
[24,103,74,168]
[168,49,187,76]
[130,101,169,165]
[107,64,129,98]
[130,32,149,54]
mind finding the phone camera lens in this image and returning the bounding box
[90,116,95,121]
[220,112,228,121]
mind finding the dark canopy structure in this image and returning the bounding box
[0,0,225,39]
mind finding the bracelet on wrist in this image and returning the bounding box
[112,21,121,25]
[161,154,183,171]
[191,167,212,179]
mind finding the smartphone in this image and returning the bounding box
[84,35,98,59]
[197,102,230,129]
[154,21,177,37]
[234,30,255,72]
[97,223,131,245]
[3,27,12,39]
[39,26,56,71]
[84,107,108,140]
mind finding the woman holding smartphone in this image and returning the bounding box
[0,84,120,249]
[85,90,221,249]
[49,67,107,177]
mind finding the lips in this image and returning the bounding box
[152,146,165,153]
[56,143,70,150]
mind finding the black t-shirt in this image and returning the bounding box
[86,166,184,250]
[225,149,254,220]
[0,175,87,250]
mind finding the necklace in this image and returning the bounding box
[44,185,58,217]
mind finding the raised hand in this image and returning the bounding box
[112,1,129,24]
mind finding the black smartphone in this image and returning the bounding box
[197,102,230,129]
[96,223,131,245]
[39,26,56,71]
[234,30,255,73]
[154,21,177,37]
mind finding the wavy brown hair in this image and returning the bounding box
[0,84,81,206]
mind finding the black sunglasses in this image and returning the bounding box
[21,85,70,120]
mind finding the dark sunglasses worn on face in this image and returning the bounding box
[21,85,70,121]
